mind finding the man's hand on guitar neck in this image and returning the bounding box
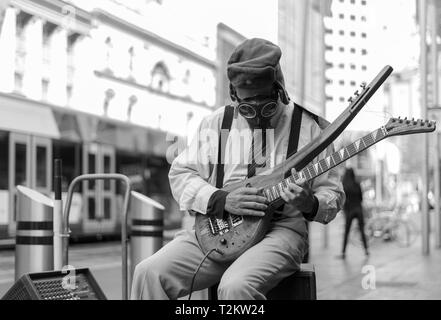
[281,169,319,218]
[225,187,269,217]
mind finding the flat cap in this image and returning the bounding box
[227,38,282,89]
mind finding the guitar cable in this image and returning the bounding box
[188,248,221,300]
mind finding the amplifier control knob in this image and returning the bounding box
[220,238,227,245]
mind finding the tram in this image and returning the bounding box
[0,92,181,242]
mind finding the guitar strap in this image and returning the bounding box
[216,105,235,188]
[285,103,303,177]
[215,104,303,188]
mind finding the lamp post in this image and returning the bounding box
[419,0,430,255]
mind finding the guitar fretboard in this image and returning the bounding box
[263,127,387,202]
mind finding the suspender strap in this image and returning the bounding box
[285,104,303,178]
[216,105,234,188]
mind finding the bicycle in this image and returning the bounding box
[349,204,418,248]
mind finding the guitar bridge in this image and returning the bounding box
[208,214,243,236]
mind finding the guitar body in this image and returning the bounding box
[195,174,284,264]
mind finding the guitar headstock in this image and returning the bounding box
[385,117,436,137]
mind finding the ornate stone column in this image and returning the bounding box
[22,16,43,100]
[0,7,18,92]
[47,26,67,105]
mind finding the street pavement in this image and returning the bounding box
[1,213,441,300]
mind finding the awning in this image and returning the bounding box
[52,110,83,142]
[0,93,60,139]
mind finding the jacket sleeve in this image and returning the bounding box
[168,117,220,215]
[309,142,346,224]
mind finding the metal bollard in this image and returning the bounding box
[15,186,54,280]
[129,191,165,278]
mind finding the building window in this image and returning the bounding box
[350,15,355,20]
[339,63,345,69]
[350,48,356,53]
[66,85,73,105]
[339,47,345,52]
[361,33,367,38]
[350,0,355,3]
[326,62,334,69]
[326,95,334,101]
[361,16,366,22]
[362,49,367,55]
[362,0,366,5]
[350,64,356,70]
[151,62,170,92]
[325,28,333,34]
[339,97,345,102]
[42,78,49,101]
[362,65,367,71]
[14,72,23,93]
[339,30,345,35]
[350,81,356,86]
[339,80,345,85]
[183,70,191,84]
[339,14,344,19]
[325,45,333,51]
[350,31,356,37]
[128,46,135,77]
[326,78,333,84]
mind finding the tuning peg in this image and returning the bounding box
[348,97,353,103]
[360,82,367,89]
[391,118,396,123]
[354,90,359,96]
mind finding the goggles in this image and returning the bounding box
[236,91,279,120]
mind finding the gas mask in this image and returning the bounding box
[234,89,280,129]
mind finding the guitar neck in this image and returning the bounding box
[263,126,388,202]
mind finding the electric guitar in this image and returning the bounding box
[195,118,436,263]
[194,65,393,262]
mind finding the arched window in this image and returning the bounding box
[151,61,170,92]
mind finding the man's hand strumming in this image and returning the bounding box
[225,187,268,217]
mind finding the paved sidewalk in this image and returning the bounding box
[308,213,441,299]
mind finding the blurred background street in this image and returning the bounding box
[2,213,441,300]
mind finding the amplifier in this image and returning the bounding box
[1,268,106,300]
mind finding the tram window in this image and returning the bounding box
[104,155,111,190]
[36,146,47,188]
[15,143,27,186]
[0,133,8,190]
[53,142,82,192]
[88,153,95,190]
[88,197,96,219]
[103,198,111,219]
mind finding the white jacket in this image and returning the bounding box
[169,101,345,238]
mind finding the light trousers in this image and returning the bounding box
[130,224,307,300]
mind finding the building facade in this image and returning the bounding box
[323,0,370,123]
[0,0,220,240]
[278,0,332,117]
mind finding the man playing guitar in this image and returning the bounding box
[131,38,345,300]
